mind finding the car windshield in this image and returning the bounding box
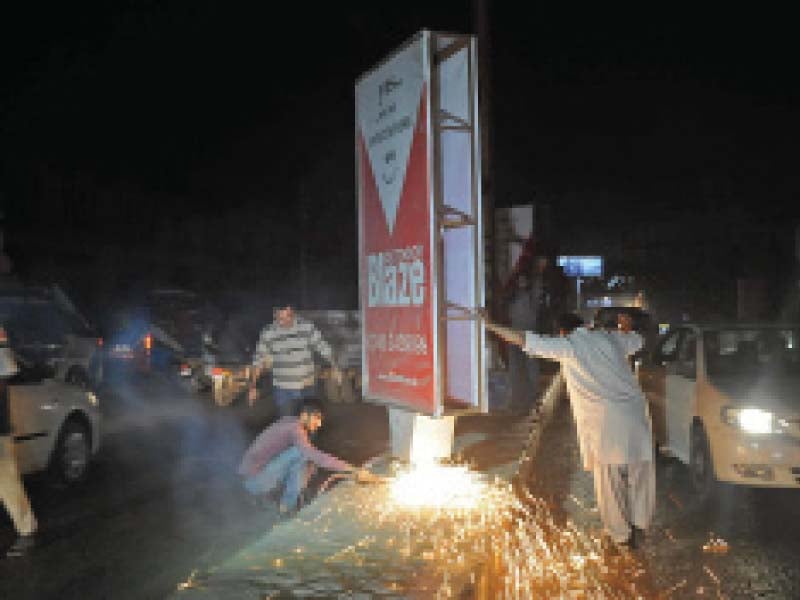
[704,328,800,379]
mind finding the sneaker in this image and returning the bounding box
[6,535,35,558]
[630,526,646,549]
[278,502,297,518]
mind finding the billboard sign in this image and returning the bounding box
[557,255,603,278]
[357,32,437,413]
[357,31,484,416]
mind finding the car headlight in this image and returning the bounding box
[86,391,100,407]
[721,407,777,434]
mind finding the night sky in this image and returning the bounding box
[1,2,798,312]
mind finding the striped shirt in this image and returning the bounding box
[252,317,333,390]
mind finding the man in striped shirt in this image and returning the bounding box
[248,305,341,416]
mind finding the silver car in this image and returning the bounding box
[8,354,101,485]
[639,323,800,497]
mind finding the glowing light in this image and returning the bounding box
[737,408,774,434]
[389,463,488,510]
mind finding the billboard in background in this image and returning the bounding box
[356,32,437,414]
[557,255,603,278]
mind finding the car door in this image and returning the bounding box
[665,328,698,464]
[8,366,65,474]
[638,329,682,446]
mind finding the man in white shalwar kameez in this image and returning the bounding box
[486,313,655,547]
[1,325,38,557]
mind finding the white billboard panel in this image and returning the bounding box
[438,39,485,412]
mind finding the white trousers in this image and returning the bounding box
[592,460,655,543]
[0,437,37,536]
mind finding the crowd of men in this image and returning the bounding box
[1,299,655,558]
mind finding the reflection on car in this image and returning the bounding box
[638,322,800,498]
[8,344,101,486]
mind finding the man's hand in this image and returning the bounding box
[355,469,386,484]
[247,385,258,406]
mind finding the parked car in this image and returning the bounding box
[106,289,218,371]
[638,322,800,498]
[106,289,252,404]
[0,285,103,388]
[6,333,101,485]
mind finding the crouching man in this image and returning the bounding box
[238,399,380,514]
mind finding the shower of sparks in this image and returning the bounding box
[227,460,651,598]
[178,458,655,598]
[389,462,488,510]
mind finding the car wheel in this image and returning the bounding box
[690,424,718,501]
[50,419,91,486]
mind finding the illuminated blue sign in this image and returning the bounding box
[557,256,603,278]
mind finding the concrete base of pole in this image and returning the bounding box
[388,407,455,463]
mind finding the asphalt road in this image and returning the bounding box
[1,370,798,599]
[0,369,387,600]
[527,397,800,599]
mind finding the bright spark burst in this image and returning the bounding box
[389,462,488,510]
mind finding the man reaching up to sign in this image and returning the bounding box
[484,312,655,549]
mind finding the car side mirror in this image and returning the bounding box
[633,350,650,368]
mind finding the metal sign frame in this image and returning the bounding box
[356,30,486,416]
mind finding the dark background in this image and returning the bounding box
[2,2,798,317]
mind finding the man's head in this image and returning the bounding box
[556,313,584,337]
[298,399,325,433]
[617,313,634,333]
[274,305,296,328]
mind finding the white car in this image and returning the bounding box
[639,323,800,497]
[9,356,101,485]
[0,286,104,388]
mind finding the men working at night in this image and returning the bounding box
[248,304,341,416]
[484,312,655,549]
[0,326,37,558]
[238,399,380,514]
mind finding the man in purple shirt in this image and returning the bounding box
[239,399,379,513]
